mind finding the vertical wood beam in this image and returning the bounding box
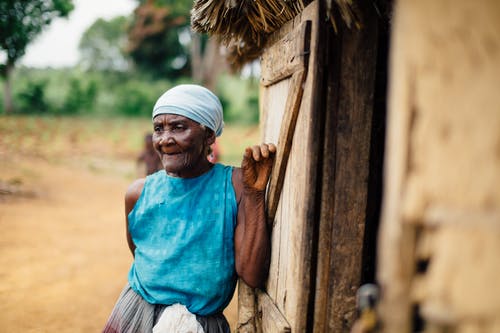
[313,0,382,331]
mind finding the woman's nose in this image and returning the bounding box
[158,132,175,145]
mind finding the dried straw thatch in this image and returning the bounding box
[191,0,362,69]
[191,0,307,69]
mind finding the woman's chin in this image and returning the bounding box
[160,153,211,178]
[162,163,184,175]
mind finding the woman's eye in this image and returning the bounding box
[153,126,162,132]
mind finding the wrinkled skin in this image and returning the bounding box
[125,114,276,288]
[152,114,215,178]
[232,143,276,287]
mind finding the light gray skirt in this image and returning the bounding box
[102,284,230,333]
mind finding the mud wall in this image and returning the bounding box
[377,1,500,332]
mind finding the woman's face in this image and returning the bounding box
[152,114,215,178]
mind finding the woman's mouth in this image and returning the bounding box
[161,148,182,156]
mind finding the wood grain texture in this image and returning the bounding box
[259,2,323,332]
[260,21,311,87]
[236,282,257,333]
[312,0,381,331]
[266,69,307,224]
[256,290,291,333]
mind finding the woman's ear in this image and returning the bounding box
[205,129,216,146]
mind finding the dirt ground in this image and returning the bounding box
[0,117,239,332]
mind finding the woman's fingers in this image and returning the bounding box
[241,143,276,191]
[243,147,253,159]
[251,145,261,161]
[248,143,276,162]
[268,143,277,154]
[260,144,270,159]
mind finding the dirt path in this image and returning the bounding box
[0,155,237,332]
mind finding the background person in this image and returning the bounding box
[136,133,163,177]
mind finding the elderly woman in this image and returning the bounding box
[103,84,275,333]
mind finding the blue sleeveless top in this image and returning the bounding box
[127,164,238,315]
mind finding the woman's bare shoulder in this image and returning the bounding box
[125,178,146,210]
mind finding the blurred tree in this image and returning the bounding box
[190,34,228,91]
[0,0,74,114]
[127,0,228,88]
[78,16,131,72]
[127,0,191,78]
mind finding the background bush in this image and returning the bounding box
[2,67,259,124]
[16,79,50,114]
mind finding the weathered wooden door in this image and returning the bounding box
[250,2,321,332]
[236,1,387,332]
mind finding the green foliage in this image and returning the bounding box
[127,0,192,78]
[62,78,98,114]
[136,0,192,20]
[0,0,74,114]
[16,79,49,113]
[114,80,163,117]
[159,0,191,16]
[217,74,260,125]
[2,67,259,125]
[0,0,74,67]
[79,16,131,72]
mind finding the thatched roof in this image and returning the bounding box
[190,0,361,70]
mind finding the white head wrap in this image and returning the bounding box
[152,84,224,137]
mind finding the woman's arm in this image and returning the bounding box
[124,178,145,256]
[233,143,276,288]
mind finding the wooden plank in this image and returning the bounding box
[276,3,323,331]
[260,78,289,303]
[253,2,323,333]
[274,164,290,313]
[261,20,311,224]
[266,68,307,224]
[313,0,383,331]
[238,80,289,333]
[261,79,289,144]
[260,21,311,87]
[312,19,339,333]
[257,290,291,333]
[237,281,257,333]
